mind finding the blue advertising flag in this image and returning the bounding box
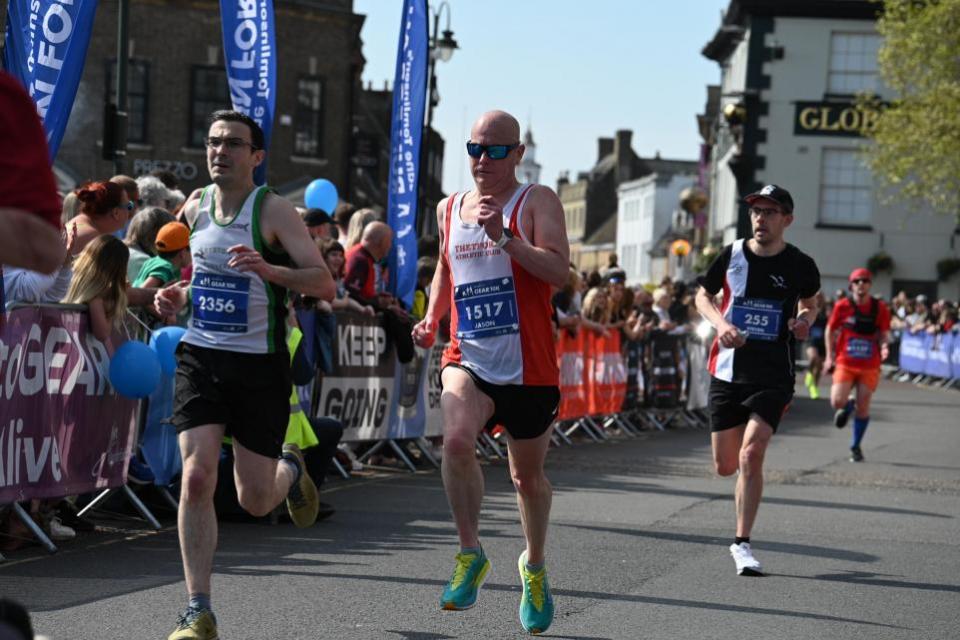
[386,0,428,308]
[219,0,276,185]
[3,0,99,160]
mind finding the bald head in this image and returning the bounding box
[362,221,393,260]
[471,110,521,144]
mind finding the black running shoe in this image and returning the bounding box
[850,446,864,462]
[834,406,852,429]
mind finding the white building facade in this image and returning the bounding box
[702,1,959,300]
[617,172,697,286]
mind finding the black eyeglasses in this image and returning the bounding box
[851,278,871,285]
[205,136,259,151]
[749,206,782,217]
[466,142,519,160]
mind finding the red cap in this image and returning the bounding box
[849,268,872,283]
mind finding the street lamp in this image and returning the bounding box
[425,2,458,129]
[418,1,458,234]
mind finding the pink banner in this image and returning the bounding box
[0,306,139,503]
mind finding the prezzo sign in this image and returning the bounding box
[794,101,885,138]
[133,159,199,181]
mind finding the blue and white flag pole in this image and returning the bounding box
[386,0,427,308]
[3,0,99,160]
[219,0,277,185]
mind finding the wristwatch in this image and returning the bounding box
[494,227,514,249]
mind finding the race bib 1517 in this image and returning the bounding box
[454,277,519,340]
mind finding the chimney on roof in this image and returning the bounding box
[614,129,633,183]
[557,171,569,189]
[597,137,614,163]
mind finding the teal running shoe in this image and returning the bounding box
[518,551,555,634]
[440,548,491,610]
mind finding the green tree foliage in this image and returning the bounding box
[860,0,960,218]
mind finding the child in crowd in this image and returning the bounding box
[318,238,375,316]
[133,221,191,288]
[411,257,436,320]
[132,221,191,325]
[62,235,129,343]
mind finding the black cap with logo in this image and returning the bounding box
[744,184,794,214]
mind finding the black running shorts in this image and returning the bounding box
[709,377,793,433]
[442,364,560,440]
[173,342,291,458]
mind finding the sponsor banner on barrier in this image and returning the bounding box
[388,346,430,439]
[585,330,628,415]
[953,333,960,380]
[557,329,587,420]
[924,332,953,379]
[554,328,628,418]
[898,331,928,375]
[0,307,138,503]
[423,341,445,438]
[315,313,395,441]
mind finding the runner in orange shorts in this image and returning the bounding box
[824,268,891,462]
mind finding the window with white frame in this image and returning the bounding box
[622,244,638,277]
[827,32,881,95]
[819,148,873,226]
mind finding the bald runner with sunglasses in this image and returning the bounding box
[154,110,335,640]
[412,110,569,634]
[695,184,821,577]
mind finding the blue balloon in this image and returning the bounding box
[149,326,187,376]
[109,341,162,399]
[304,178,338,214]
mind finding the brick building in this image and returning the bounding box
[8,0,361,198]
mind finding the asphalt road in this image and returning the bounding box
[3,377,959,639]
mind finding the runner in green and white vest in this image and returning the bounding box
[155,110,335,640]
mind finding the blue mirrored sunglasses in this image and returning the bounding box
[466,142,519,160]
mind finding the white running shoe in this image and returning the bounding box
[48,517,76,540]
[729,542,763,576]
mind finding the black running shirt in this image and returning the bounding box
[700,239,820,389]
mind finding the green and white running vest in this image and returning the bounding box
[183,185,289,354]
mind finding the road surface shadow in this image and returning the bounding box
[558,523,879,563]
[779,570,960,594]
[272,571,906,629]
[548,476,951,519]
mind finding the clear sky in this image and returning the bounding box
[353,0,730,194]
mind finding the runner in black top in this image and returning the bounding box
[695,184,820,576]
